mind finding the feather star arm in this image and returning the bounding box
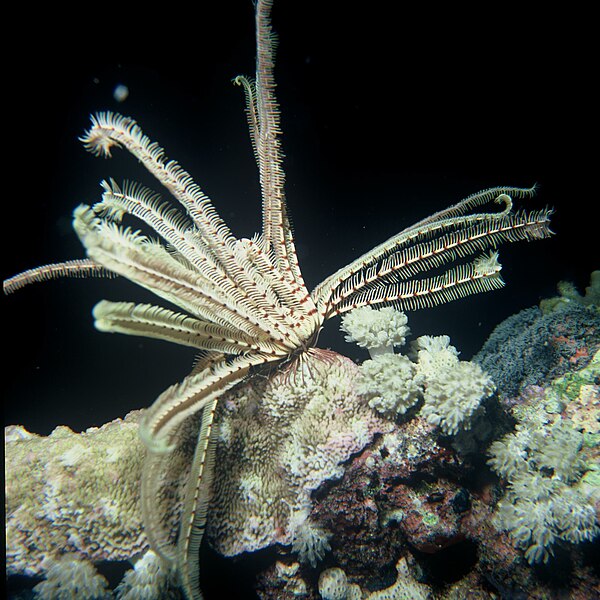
[138,352,274,455]
[312,188,553,320]
[92,179,312,339]
[92,300,271,354]
[73,204,310,351]
[2,258,114,294]
[324,207,552,313]
[245,0,308,299]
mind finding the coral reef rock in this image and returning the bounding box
[6,298,600,599]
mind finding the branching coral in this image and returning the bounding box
[488,364,600,564]
[357,353,422,416]
[416,335,495,435]
[341,306,411,357]
[32,556,111,600]
[348,308,495,435]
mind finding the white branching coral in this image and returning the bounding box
[341,306,410,357]
[413,335,459,375]
[418,352,495,435]
[415,335,493,434]
[357,353,422,416]
[32,556,111,600]
[489,413,599,564]
[115,550,179,599]
[348,308,494,434]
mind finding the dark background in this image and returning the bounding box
[3,2,597,434]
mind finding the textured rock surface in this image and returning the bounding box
[474,302,599,398]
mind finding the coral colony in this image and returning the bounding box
[5,0,599,598]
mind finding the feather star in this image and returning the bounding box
[3,1,553,598]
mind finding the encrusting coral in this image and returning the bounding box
[5,306,492,595]
[4,309,495,572]
[207,350,391,562]
[5,413,190,598]
[364,557,431,600]
[318,566,361,600]
[474,290,598,399]
[318,557,431,600]
[5,412,147,579]
[5,343,392,588]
